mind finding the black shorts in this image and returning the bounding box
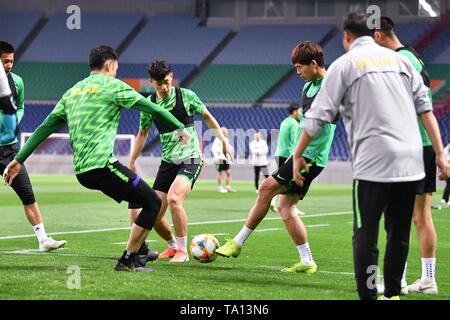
[275,156,288,169]
[76,160,141,204]
[272,157,323,199]
[416,146,436,194]
[129,157,203,209]
[0,144,36,205]
[216,159,230,172]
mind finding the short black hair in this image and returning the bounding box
[0,41,14,56]
[288,103,300,115]
[377,16,396,37]
[88,45,117,71]
[148,60,171,81]
[343,12,374,38]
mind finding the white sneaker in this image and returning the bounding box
[440,199,446,204]
[407,279,438,295]
[376,279,409,295]
[295,208,305,215]
[218,187,227,193]
[39,237,67,252]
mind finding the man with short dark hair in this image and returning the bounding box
[216,41,336,275]
[292,12,449,300]
[3,46,191,272]
[0,40,67,251]
[128,59,233,263]
[374,16,438,295]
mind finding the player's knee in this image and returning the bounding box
[258,179,274,197]
[278,206,297,221]
[167,193,182,209]
[412,211,432,226]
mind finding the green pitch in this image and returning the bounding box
[0,175,448,300]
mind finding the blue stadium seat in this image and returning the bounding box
[120,13,231,65]
[264,74,306,103]
[0,11,43,49]
[421,26,450,63]
[395,22,431,45]
[212,25,334,65]
[21,12,144,62]
[322,32,346,65]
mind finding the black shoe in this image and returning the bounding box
[115,260,154,272]
[134,250,159,268]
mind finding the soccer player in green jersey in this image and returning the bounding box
[270,104,301,212]
[216,42,336,275]
[3,46,191,272]
[128,60,233,263]
[374,16,438,295]
[0,41,67,252]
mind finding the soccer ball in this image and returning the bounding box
[190,233,220,263]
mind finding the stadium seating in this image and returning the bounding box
[421,26,450,63]
[189,64,292,103]
[212,25,334,64]
[322,31,346,65]
[120,13,231,64]
[0,11,43,50]
[189,25,334,103]
[21,12,144,62]
[394,22,431,46]
[263,74,306,104]
[426,64,450,100]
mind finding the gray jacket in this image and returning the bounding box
[302,36,432,182]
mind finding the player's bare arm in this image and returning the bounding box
[200,109,234,161]
[129,128,150,172]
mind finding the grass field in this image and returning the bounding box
[0,175,449,301]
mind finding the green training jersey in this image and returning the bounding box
[298,76,336,167]
[397,49,432,147]
[275,116,299,158]
[53,73,144,173]
[0,72,24,146]
[140,88,206,164]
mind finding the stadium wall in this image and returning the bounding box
[21,154,447,188]
[0,0,193,15]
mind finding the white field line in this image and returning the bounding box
[0,211,351,241]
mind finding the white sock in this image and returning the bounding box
[226,185,231,189]
[177,236,187,253]
[297,242,315,266]
[166,236,178,250]
[33,223,47,242]
[218,186,224,190]
[401,262,407,284]
[233,225,253,247]
[421,257,436,282]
